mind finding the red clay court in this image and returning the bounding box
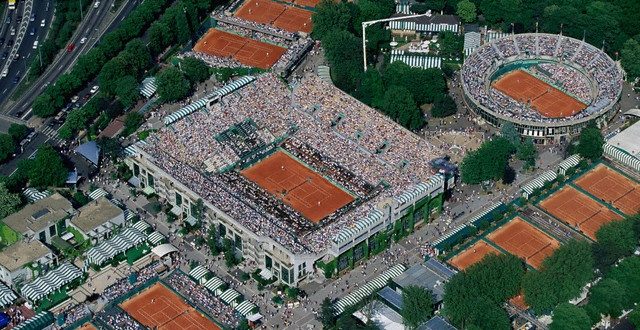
[539,186,623,240]
[120,283,220,330]
[487,217,560,269]
[193,29,286,69]
[235,0,313,33]
[448,240,501,271]
[575,164,640,215]
[493,70,587,118]
[294,0,322,8]
[241,151,354,223]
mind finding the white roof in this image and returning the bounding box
[607,121,640,159]
[151,243,177,257]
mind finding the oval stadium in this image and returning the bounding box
[461,33,623,144]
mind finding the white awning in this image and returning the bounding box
[151,243,178,257]
[204,276,225,295]
[147,231,166,246]
[88,188,108,200]
[259,268,273,280]
[132,221,150,233]
[189,265,210,282]
[235,300,257,316]
[220,288,241,305]
[0,281,17,307]
[21,262,82,302]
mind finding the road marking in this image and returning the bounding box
[20,108,31,119]
[2,88,6,94]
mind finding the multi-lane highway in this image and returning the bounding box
[0,0,54,102]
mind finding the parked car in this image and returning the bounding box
[66,43,75,52]
[90,85,99,94]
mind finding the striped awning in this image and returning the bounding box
[140,77,157,98]
[432,222,468,247]
[0,281,17,307]
[485,31,510,42]
[132,221,150,233]
[124,209,136,222]
[558,154,580,172]
[13,311,54,330]
[235,300,257,316]
[604,144,640,172]
[390,50,442,69]
[123,145,138,157]
[333,209,384,245]
[334,264,406,315]
[88,188,108,200]
[204,276,225,294]
[85,228,146,266]
[22,188,51,203]
[189,265,210,282]
[147,231,165,246]
[21,263,82,302]
[163,76,255,126]
[220,288,241,305]
[468,203,503,227]
[521,170,558,196]
[395,4,411,14]
[389,20,459,33]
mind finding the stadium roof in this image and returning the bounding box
[607,120,640,160]
[151,243,177,257]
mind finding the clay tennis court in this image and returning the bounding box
[294,0,321,8]
[193,29,286,69]
[241,151,354,223]
[539,186,623,240]
[121,283,220,330]
[575,164,640,215]
[448,240,501,270]
[487,217,559,269]
[493,70,586,118]
[236,0,313,33]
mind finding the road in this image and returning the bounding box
[0,0,54,102]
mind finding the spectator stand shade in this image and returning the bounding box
[20,263,83,302]
[0,282,17,307]
[333,264,406,315]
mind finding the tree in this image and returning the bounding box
[621,36,640,81]
[312,0,353,40]
[586,278,627,320]
[319,297,337,328]
[122,112,144,137]
[156,66,191,102]
[575,125,604,161]
[608,255,640,302]
[629,308,640,329]
[592,218,637,270]
[516,138,537,169]
[123,39,152,77]
[0,135,15,162]
[401,286,434,329]
[322,30,363,92]
[8,124,29,143]
[500,122,520,146]
[357,69,385,108]
[97,138,123,161]
[181,57,210,84]
[550,303,591,330]
[457,0,477,23]
[410,3,430,14]
[431,95,457,118]
[99,56,129,95]
[115,75,140,108]
[0,182,21,219]
[382,86,424,131]
[33,93,58,118]
[523,240,594,314]
[438,31,464,59]
[28,145,69,188]
[460,137,515,184]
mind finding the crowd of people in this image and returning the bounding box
[165,271,240,328]
[462,33,622,123]
[140,73,443,253]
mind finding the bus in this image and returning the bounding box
[8,0,16,10]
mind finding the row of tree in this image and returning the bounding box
[0,124,30,163]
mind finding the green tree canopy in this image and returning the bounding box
[621,36,640,81]
[382,86,424,131]
[7,124,29,143]
[0,135,16,163]
[575,125,604,160]
[438,31,464,59]
[401,285,434,329]
[523,240,594,314]
[457,0,477,23]
[28,145,69,188]
[156,66,191,102]
[311,0,354,40]
[516,138,537,169]
[460,137,515,184]
[0,182,21,219]
[500,122,520,146]
[320,297,337,328]
[181,57,211,84]
[585,278,627,321]
[592,218,637,270]
[431,95,457,118]
[629,308,640,329]
[115,75,141,108]
[550,303,591,330]
[323,30,363,92]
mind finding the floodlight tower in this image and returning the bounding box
[361,12,432,71]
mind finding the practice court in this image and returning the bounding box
[241,151,354,223]
[193,29,286,69]
[235,0,313,33]
[539,186,623,240]
[493,70,587,118]
[487,217,559,269]
[448,240,501,271]
[575,164,640,215]
[120,283,220,330]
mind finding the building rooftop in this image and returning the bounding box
[70,197,123,233]
[393,261,455,303]
[390,13,460,26]
[607,120,640,159]
[2,193,73,234]
[418,316,457,330]
[0,240,52,272]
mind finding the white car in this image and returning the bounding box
[71,95,79,103]
[1,69,8,78]
[90,85,99,94]
[94,1,100,8]
[32,40,38,49]
[80,37,87,44]
[41,19,45,27]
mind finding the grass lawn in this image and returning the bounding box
[37,290,69,312]
[126,244,150,265]
[0,222,20,246]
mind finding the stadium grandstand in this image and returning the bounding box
[461,33,623,144]
[125,73,450,286]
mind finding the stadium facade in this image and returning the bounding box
[125,74,451,287]
[461,33,623,144]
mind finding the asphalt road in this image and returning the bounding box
[0,0,54,102]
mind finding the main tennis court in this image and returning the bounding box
[487,217,559,269]
[575,164,640,215]
[241,151,354,223]
[539,186,623,240]
[493,70,586,118]
[120,283,220,330]
[193,29,286,69]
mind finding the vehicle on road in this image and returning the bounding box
[71,95,79,103]
[90,85,99,94]
[67,43,75,52]
[30,14,35,22]
[13,72,21,84]
[33,40,38,49]
[29,27,35,36]
[10,27,15,36]
[94,1,100,8]
[41,19,46,27]
[1,69,8,78]
[7,39,13,47]
[0,37,4,45]
[1,51,7,60]
[80,37,87,44]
